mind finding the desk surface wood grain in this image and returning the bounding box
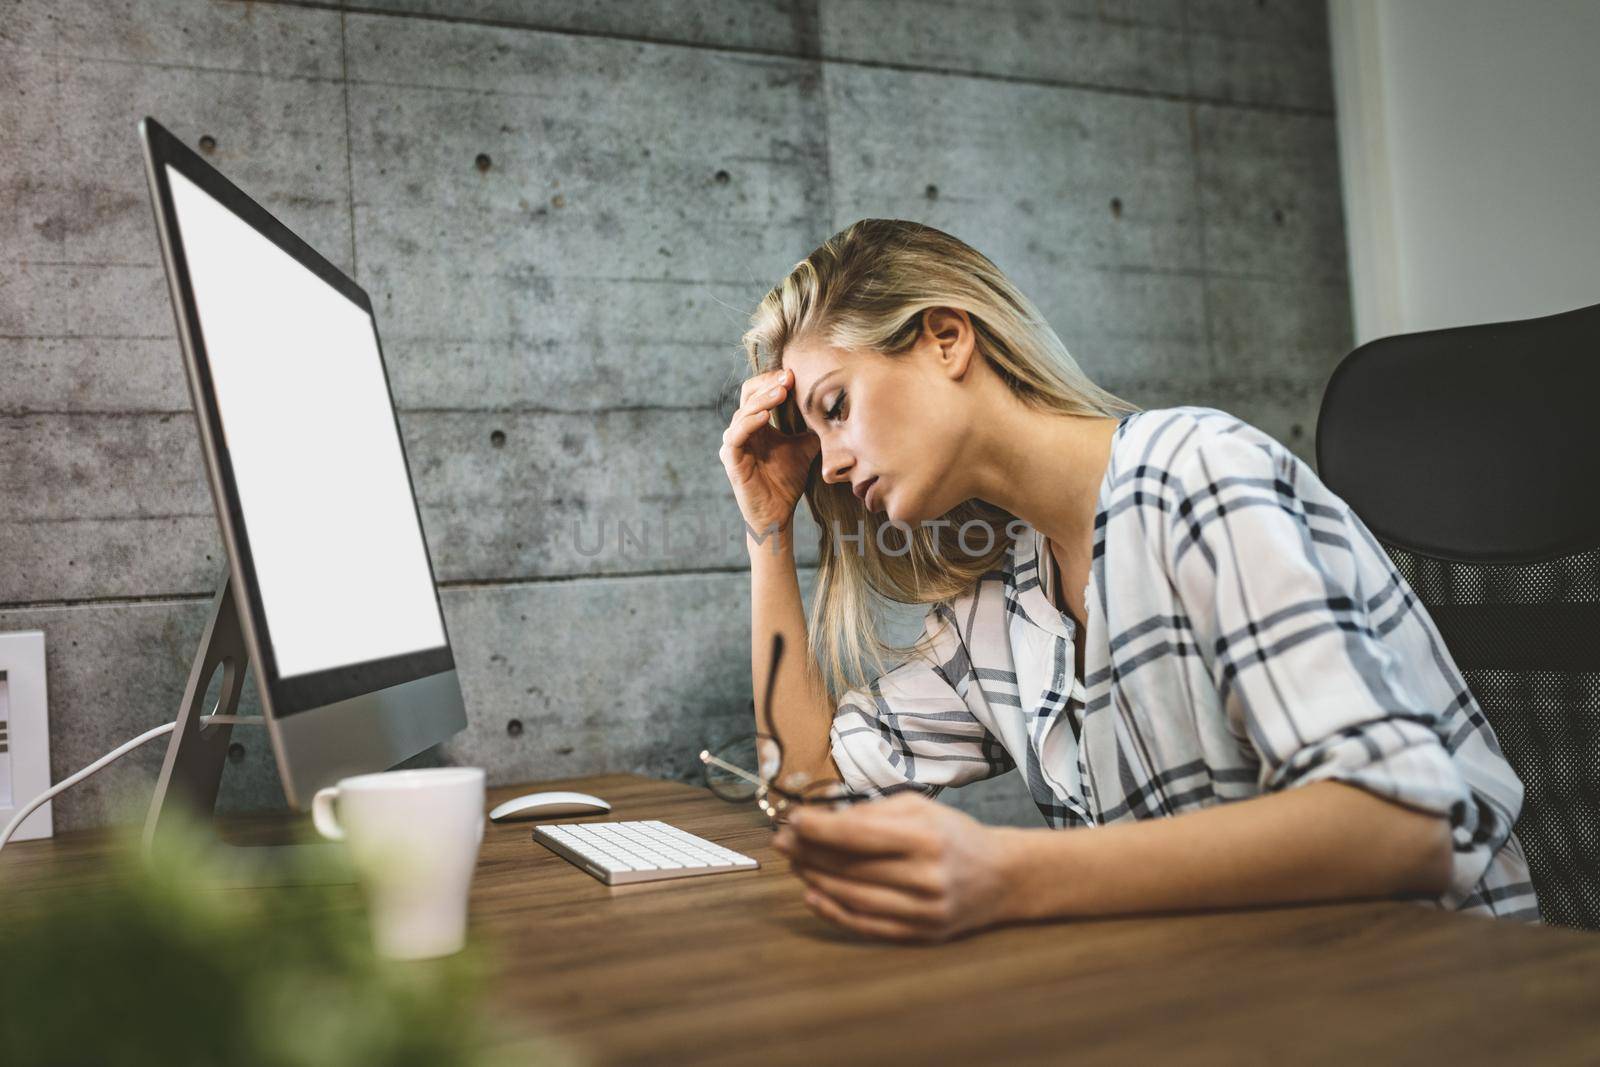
[4,772,1598,1065]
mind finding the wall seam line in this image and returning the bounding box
[340,10,359,279]
[0,564,821,612]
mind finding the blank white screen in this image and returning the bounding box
[167,165,447,680]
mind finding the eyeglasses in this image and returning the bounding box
[698,632,869,823]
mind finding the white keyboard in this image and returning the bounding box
[533,820,760,885]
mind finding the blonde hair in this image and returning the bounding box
[740,219,1139,701]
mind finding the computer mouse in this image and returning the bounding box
[488,790,612,822]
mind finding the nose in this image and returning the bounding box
[819,442,854,486]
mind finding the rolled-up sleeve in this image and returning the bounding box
[1164,430,1520,904]
[829,604,1015,800]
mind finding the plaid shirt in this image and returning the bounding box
[829,406,1539,921]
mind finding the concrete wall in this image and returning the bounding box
[1,0,1349,832]
[1331,0,1600,346]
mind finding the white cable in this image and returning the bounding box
[0,719,195,856]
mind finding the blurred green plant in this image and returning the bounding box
[0,813,580,1067]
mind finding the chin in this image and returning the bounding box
[879,484,917,525]
[892,487,960,528]
[878,475,944,526]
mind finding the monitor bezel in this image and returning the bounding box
[138,117,459,721]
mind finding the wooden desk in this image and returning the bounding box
[6,772,1600,1065]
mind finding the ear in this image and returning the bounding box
[921,307,975,380]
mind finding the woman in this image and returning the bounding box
[717,219,1538,943]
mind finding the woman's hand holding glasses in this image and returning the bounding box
[701,632,1022,943]
[699,632,864,823]
[773,793,1023,944]
[703,729,1021,942]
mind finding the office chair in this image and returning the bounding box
[1316,301,1600,930]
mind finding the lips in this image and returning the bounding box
[855,476,880,507]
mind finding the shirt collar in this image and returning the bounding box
[1007,524,1074,640]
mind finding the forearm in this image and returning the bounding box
[747,527,841,784]
[994,781,1454,922]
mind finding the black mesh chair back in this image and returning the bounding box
[1316,301,1600,929]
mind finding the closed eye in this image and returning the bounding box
[824,392,846,423]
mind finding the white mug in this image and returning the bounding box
[311,766,486,960]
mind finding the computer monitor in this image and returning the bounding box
[136,117,466,836]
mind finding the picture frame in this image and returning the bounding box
[0,630,52,842]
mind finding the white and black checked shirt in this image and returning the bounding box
[829,406,1539,920]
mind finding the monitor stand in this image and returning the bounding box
[143,573,352,886]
